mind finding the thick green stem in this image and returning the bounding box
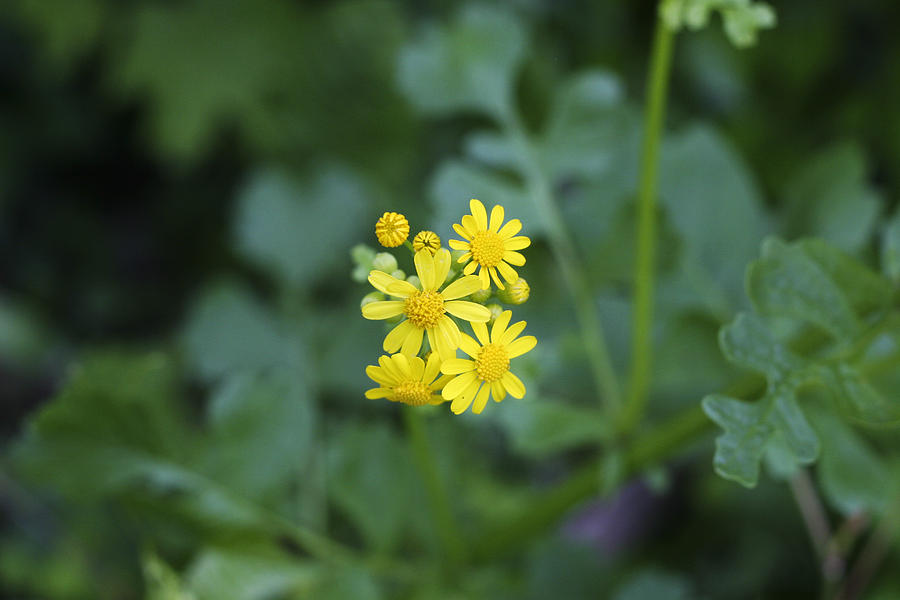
[503,115,623,414]
[402,408,464,566]
[620,17,676,433]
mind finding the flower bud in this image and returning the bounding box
[372,252,398,273]
[390,269,406,280]
[361,291,385,309]
[406,275,421,289]
[497,277,529,304]
[486,303,504,324]
[468,288,491,303]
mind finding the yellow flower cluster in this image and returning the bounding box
[360,200,537,415]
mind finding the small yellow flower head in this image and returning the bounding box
[450,199,531,290]
[361,248,492,360]
[365,352,452,406]
[375,212,409,248]
[412,230,441,255]
[440,310,537,415]
[498,277,530,304]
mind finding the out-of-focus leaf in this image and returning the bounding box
[234,167,368,288]
[781,143,881,253]
[428,161,537,235]
[810,410,892,515]
[659,0,776,48]
[397,4,526,119]
[464,130,522,171]
[10,0,106,69]
[186,548,319,600]
[144,551,195,600]
[526,539,611,598]
[539,70,628,181]
[181,282,306,383]
[494,399,612,457]
[884,210,900,283]
[703,389,819,487]
[659,125,770,306]
[0,296,50,368]
[612,568,697,600]
[747,238,860,342]
[326,422,416,552]
[829,364,900,426]
[718,313,806,382]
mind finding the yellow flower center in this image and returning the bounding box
[469,230,505,267]
[393,380,432,406]
[476,343,509,382]
[404,290,445,329]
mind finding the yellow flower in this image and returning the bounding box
[365,352,452,406]
[440,310,536,415]
[361,248,491,360]
[412,230,441,255]
[449,199,531,290]
[497,277,530,304]
[375,212,409,248]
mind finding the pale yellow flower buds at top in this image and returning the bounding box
[372,252,398,273]
[468,288,491,304]
[497,277,529,305]
[412,230,441,255]
[375,211,409,247]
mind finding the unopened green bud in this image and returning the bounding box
[497,277,530,304]
[351,244,377,266]
[372,252,398,273]
[469,288,491,303]
[361,291,385,309]
[486,303,503,324]
[406,275,421,289]
[390,269,406,280]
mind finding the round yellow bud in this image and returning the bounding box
[375,212,409,248]
[412,230,441,255]
[498,277,530,305]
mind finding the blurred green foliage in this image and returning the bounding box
[2,1,900,599]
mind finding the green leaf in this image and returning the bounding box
[181,282,306,383]
[718,312,806,382]
[829,364,900,426]
[428,161,538,235]
[0,296,51,368]
[234,167,367,288]
[494,399,612,457]
[659,125,770,306]
[782,143,882,253]
[326,422,416,552]
[747,238,860,341]
[612,568,697,600]
[143,551,194,600]
[397,4,526,119]
[810,410,892,515]
[186,548,319,600]
[883,210,900,283]
[659,0,776,48]
[703,389,819,487]
[539,70,629,181]
[463,130,522,171]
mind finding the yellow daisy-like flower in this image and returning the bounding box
[449,199,531,290]
[365,352,452,406]
[375,211,409,248]
[361,248,491,360]
[412,230,441,255]
[440,310,537,415]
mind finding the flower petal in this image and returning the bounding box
[383,320,414,352]
[463,260,478,275]
[501,371,526,398]
[445,300,492,322]
[499,320,526,345]
[441,358,476,375]
[365,387,392,400]
[391,353,413,379]
[429,374,454,391]
[437,315,461,350]
[472,383,492,414]
[470,199,488,230]
[502,250,526,266]
[471,321,490,345]
[400,325,424,356]
[491,310,511,343]
[386,279,419,298]
[379,354,405,382]
[488,204,505,232]
[479,266,490,289]
[504,236,530,251]
[491,381,506,403]
[441,275,482,300]
[365,365,395,386]
[497,218,522,239]
[442,371,477,400]
[428,326,456,361]
[496,261,518,284]
[448,239,469,251]
[433,248,452,287]
[362,301,405,320]
[452,223,472,241]
[489,267,505,290]
[506,335,537,358]
[459,333,480,358]
[368,270,404,295]
[424,351,442,383]
[410,356,425,381]
[461,214,479,237]
[414,249,436,290]
[451,380,481,414]
[429,394,446,405]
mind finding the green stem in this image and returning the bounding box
[620,16,676,433]
[402,407,464,566]
[503,114,623,414]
